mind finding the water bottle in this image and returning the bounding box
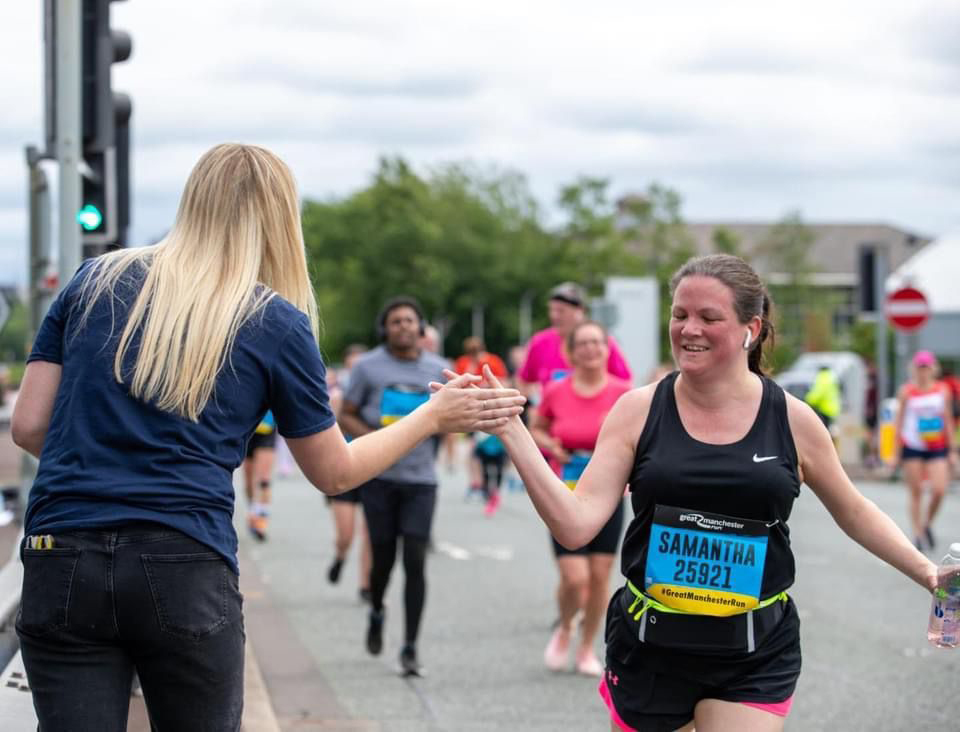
[927,542,960,648]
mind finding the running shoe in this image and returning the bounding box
[399,644,423,677]
[484,490,501,517]
[248,514,268,542]
[574,650,604,677]
[543,626,570,672]
[366,608,385,655]
[327,557,344,584]
[925,526,936,549]
[359,588,372,604]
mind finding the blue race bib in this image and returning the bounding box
[561,451,591,491]
[643,505,770,617]
[380,386,430,426]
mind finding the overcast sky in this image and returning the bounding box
[2,0,958,286]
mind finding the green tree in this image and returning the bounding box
[0,298,28,363]
[711,226,744,258]
[302,158,570,360]
[611,185,696,362]
[555,177,646,291]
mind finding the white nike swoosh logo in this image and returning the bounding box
[753,454,778,463]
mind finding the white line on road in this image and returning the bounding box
[433,541,515,561]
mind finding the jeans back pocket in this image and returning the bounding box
[141,552,229,640]
[17,547,81,637]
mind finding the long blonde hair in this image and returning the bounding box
[79,143,319,421]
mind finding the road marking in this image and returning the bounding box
[473,545,514,561]
[434,541,472,560]
[434,541,514,561]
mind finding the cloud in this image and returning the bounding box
[551,101,715,136]
[3,0,960,286]
[215,62,483,100]
[907,2,960,69]
[682,47,813,76]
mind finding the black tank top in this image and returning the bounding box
[623,372,801,599]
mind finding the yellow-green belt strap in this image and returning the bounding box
[625,579,788,621]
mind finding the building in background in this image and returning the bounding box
[686,222,930,332]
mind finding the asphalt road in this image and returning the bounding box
[239,446,960,732]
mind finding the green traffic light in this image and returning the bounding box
[77,204,103,231]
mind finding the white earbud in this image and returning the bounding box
[743,330,752,350]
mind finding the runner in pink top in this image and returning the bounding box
[531,320,632,677]
[518,282,632,390]
[539,376,632,466]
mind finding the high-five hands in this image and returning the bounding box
[426,370,525,433]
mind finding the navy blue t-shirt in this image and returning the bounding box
[25,262,336,572]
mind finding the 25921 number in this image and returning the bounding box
[673,560,732,589]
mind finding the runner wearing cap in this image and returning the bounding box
[518,282,632,392]
[896,350,956,551]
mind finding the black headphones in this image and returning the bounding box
[376,296,427,341]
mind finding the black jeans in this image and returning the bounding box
[16,523,244,731]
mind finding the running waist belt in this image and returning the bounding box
[620,580,789,655]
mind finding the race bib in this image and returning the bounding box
[380,386,430,426]
[918,415,945,448]
[254,410,276,435]
[644,505,770,617]
[561,451,591,491]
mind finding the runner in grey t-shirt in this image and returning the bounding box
[339,297,448,677]
[344,346,447,484]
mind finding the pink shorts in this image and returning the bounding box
[599,676,793,731]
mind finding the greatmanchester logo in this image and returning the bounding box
[678,513,745,531]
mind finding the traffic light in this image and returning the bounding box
[80,0,132,257]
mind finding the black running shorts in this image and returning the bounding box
[602,587,801,732]
[359,479,437,542]
[327,486,363,505]
[552,499,625,557]
[245,431,276,458]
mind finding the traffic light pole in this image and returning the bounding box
[25,147,54,337]
[56,0,82,292]
[873,246,888,401]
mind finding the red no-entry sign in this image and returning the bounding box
[885,287,930,331]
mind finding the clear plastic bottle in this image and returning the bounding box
[927,542,960,648]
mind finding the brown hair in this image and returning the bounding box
[670,254,775,376]
[566,320,609,355]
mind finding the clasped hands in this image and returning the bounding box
[427,365,524,434]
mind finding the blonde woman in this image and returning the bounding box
[11,144,524,731]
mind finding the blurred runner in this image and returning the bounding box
[329,345,372,601]
[896,350,956,551]
[243,410,276,541]
[530,321,631,676]
[517,282,631,397]
[339,297,449,676]
[454,337,509,501]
